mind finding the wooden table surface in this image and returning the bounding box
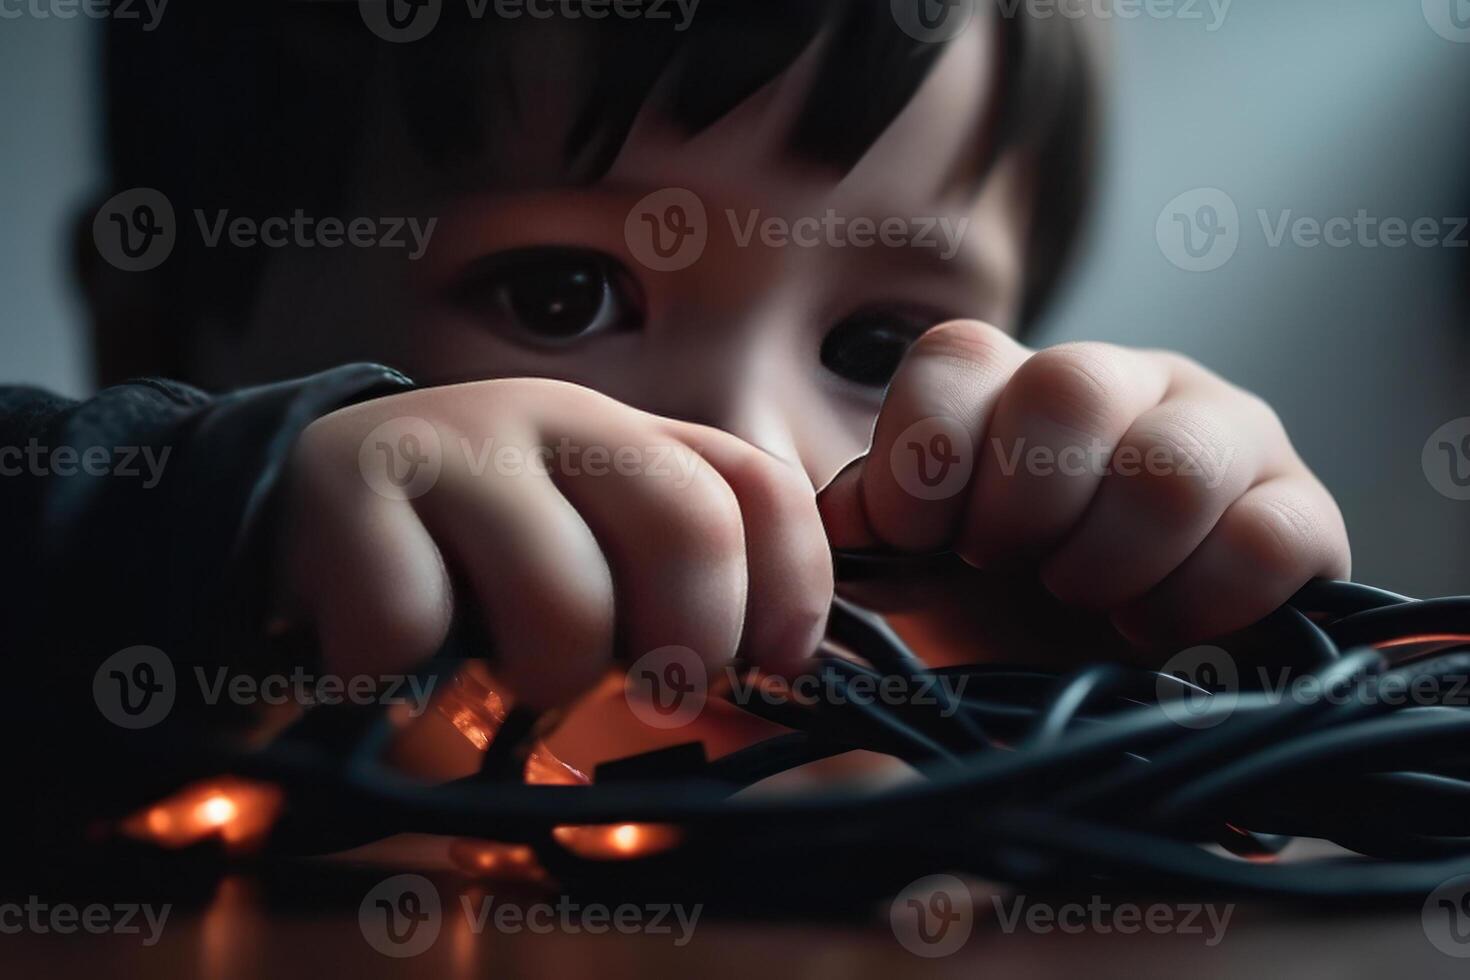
[3,864,1465,980]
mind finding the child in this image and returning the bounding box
[4,2,1348,831]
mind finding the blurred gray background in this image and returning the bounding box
[1,2,1468,595]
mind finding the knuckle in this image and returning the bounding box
[674,460,748,553]
[1120,410,1235,526]
[1238,388,1288,441]
[721,447,813,517]
[1010,344,1129,434]
[1227,491,1320,578]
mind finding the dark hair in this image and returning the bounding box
[102,1,1100,336]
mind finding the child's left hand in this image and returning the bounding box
[819,319,1350,647]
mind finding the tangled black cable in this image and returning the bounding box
[131,574,1470,909]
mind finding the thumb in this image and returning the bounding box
[816,456,883,551]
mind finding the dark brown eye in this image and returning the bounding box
[821,310,941,387]
[451,247,641,342]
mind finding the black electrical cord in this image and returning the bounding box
[86,570,1470,909]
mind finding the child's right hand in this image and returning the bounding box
[276,379,834,708]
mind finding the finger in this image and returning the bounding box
[821,320,1029,552]
[664,422,834,674]
[1111,473,1351,646]
[286,477,454,680]
[958,342,1170,568]
[540,420,751,676]
[1039,393,1273,609]
[423,459,618,709]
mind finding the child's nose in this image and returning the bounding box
[636,338,812,478]
[665,381,805,471]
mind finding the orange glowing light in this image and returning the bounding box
[611,824,640,853]
[437,670,508,750]
[438,671,681,864]
[447,840,547,882]
[197,794,237,828]
[550,822,682,860]
[122,778,282,851]
[525,743,590,786]
[1375,634,1470,650]
[521,741,678,859]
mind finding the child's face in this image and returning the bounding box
[194,26,1028,490]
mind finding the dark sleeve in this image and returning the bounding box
[0,365,414,848]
